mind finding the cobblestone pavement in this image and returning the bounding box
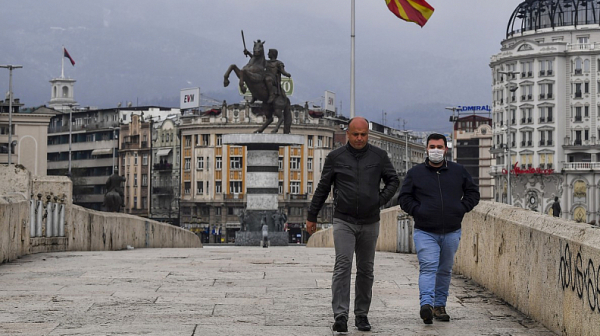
[0,246,555,335]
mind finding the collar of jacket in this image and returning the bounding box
[425,158,448,170]
[346,142,370,156]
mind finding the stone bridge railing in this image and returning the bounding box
[307,202,600,336]
[0,165,202,265]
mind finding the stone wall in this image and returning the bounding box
[0,165,202,265]
[455,201,600,336]
[306,206,408,253]
[0,197,30,264]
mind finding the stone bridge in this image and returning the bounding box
[0,165,598,335]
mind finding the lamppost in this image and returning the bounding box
[0,65,23,165]
[445,106,461,161]
[498,71,520,205]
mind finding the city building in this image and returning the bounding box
[453,115,493,201]
[0,97,55,175]
[175,102,424,243]
[150,114,181,225]
[490,0,600,222]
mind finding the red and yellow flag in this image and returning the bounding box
[385,0,434,27]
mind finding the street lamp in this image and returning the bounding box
[445,107,461,161]
[0,65,23,165]
[498,71,520,205]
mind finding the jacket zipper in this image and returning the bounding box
[436,170,445,234]
[356,157,360,217]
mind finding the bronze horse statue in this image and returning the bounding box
[224,39,292,134]
[104,190,122,213]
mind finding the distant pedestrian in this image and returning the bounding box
[306,117,399,332]
[398,133,480,324]
[552,197,561,217]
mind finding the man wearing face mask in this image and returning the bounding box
[398,133,479,324]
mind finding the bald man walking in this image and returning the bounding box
[307,117,399,332]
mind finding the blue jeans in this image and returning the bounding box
[413,228,462,307]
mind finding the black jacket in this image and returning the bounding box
[307,143,399,225]
[398,159,480,234]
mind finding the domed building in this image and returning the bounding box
[490,0,600,223]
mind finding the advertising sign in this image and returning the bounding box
[238,77,294,97]
[180,87,200,109]
[324,90,336,112]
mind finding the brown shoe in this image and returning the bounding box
[433,306,450,321]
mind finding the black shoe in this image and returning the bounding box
[420,304,433,324]
[355,315,371,331]
[332,315,348,332]
[433,306,450,321]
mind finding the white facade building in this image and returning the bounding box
[490,0,600,223]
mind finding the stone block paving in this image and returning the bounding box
[0,246,556,335]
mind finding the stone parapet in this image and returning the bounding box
[456,201,600,336]
[306,206,412,253]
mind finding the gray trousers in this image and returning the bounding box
[332,218,380,319]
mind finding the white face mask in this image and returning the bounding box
[428,148,445,163]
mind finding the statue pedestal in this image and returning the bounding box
[234,231,289,246]
[224,134,304,246]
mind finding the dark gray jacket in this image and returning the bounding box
[398,159,480,234]
[307,143,399,225]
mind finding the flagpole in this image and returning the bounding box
[350,0,355,119]
[61,47,65,78]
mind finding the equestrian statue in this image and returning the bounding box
[104,172,125,212]
[224,31,292,134]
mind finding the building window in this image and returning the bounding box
[230,157,243,170]
[134,153,138,165]
[184,182,191,195]
[585,105,590,117]
[230,181,242,193]
[539,59,553,76]
[216,157,222,170]
[278,156,283,170]
[133,197,138,209]
[197,181,204,195]
[202,134,209,146]
[184,158,191,171]
[521,60,533,77]
[142,154,148,165]
[317,136,323,147]
[197,157,204,170]
[278,181,284,194]
[184,135,191,147]
[141,197,147,209]
[307,158,313,171]
[307,181,313,194]
[585,82,590,94]
[215,181,222,194]
[134,174,138,187]
[290,181,300,194]
[308,135,313,147]
[585,129,590,141]
[290,157,301,170]
[539,83,553,99]
[216,207,222,215]
[142,174,147,186]
[206,181,209,196]
[216,134,222,146]
[575,106,583,121]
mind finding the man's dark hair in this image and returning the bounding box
[426,133,447,147]
[555,196,559,202]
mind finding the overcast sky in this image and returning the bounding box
[0,0,523,132]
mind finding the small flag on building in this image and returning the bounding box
[63,47,75,66]
[385,0,435,27]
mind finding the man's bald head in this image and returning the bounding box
[347,117,369,150]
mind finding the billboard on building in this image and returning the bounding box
[238,78,294,97]
[180,87,200,109]
[325,91,336,112]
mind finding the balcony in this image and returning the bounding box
[152,186,173,195]
[224,193,245,202]
[575,69,583,75]
[154,163,173,172]
[563,162,600,171]
[539,70,546,76]
[575,91,582,98]
[288,193,308,200]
